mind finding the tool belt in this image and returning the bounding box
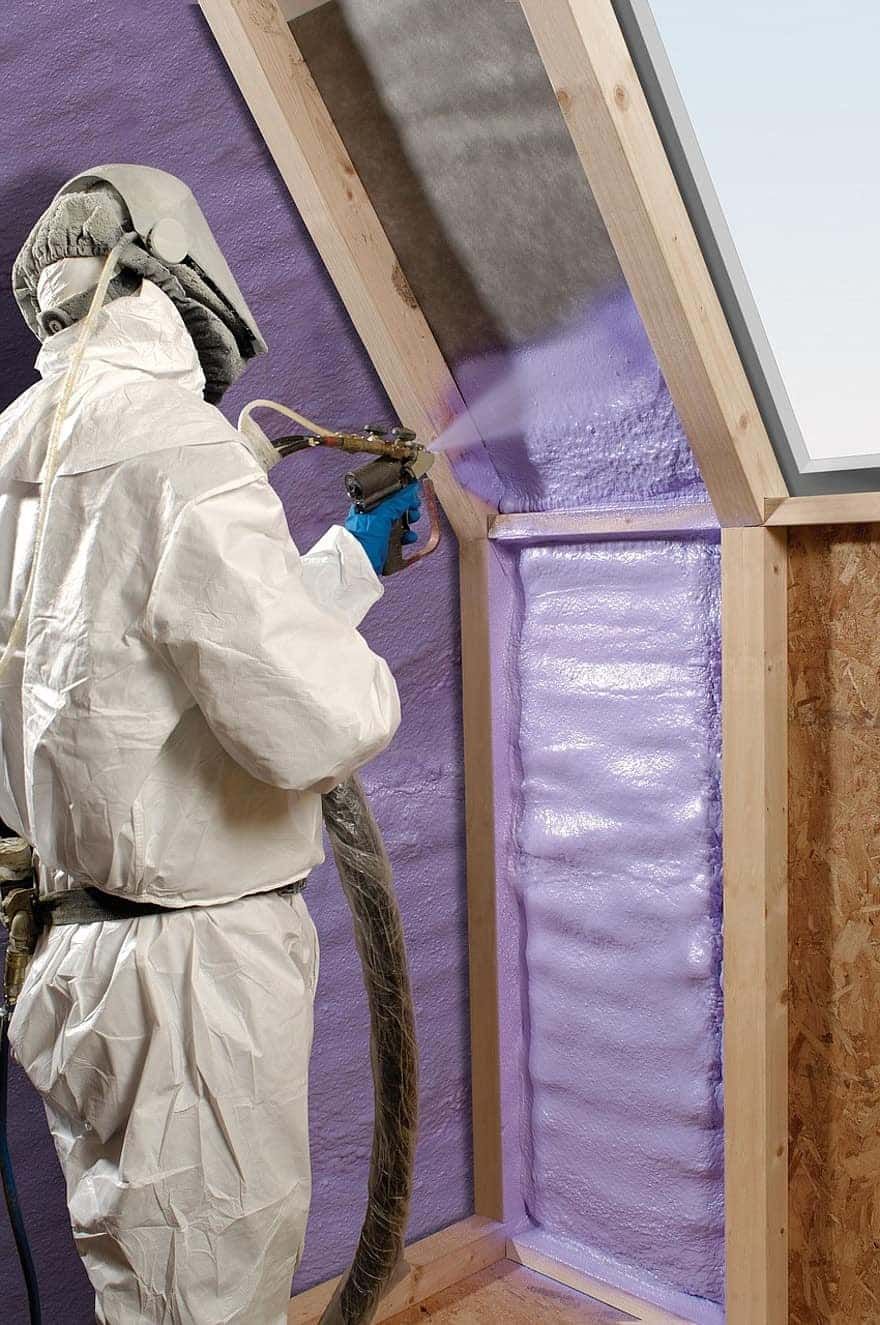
[0,833,306,1009]
[41,878,307,926]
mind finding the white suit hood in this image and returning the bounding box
[0,280,207,484]
[0,278,399,905]
[36,274,207,395]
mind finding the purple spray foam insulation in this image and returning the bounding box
[499,536,725,1319]
[442,286,708,514]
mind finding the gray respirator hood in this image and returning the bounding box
[13,164,268,403]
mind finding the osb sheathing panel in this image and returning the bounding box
[788,525,880,1324]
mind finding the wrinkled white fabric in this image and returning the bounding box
[0,277,400,1322]
[36,255,106,311]
[12,890,319,1325]
[0,278,400,906]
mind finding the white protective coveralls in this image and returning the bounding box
[0,273,401,1323]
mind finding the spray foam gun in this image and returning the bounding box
[238,401,441,577]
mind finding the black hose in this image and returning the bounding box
[273,435,316,457]
[0,1004,42,1324]
[318,777,419,1325]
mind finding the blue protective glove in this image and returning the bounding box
[344,482,423,575]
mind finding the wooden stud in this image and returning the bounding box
[721,526,788,1325]
[459,538,503,1219]
[489,501,717,543]
[765,492,880,527]
[198,0,490,546]
[288,1217,508,1324]
[517,0,787,527]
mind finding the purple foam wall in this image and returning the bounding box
[511,539,724,1315]
[0,3,471,1319]
[447,285,707,513]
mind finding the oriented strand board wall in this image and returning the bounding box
[788,526,880,1324]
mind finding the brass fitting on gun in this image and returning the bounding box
[322,426,422,462]
[273,424,424,464]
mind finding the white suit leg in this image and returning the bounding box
[11,891,318,1325]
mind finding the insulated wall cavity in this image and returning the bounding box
[507,537,724,1314]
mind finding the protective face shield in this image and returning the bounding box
[13,164,267,402]
[55,165,266,358]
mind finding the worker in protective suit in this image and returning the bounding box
[0,166,418,1324]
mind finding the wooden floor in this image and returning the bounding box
[385,1261,634,1323]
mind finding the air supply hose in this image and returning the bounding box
[1,1007,42,1324]
[237,400,422,1322]
[318,777,419,1325]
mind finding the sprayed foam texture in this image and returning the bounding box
[298,0,708,514]
[510,538,724,1309]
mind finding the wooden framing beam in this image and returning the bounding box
[459,539,503,1218]
[199,0,504,1226]
[489,501,717,543]
[279,0,328,19]
[721,526,789,1325]
[517,0,787,527]
[765,492,880,526]
[507,1232,695,1324]
[287,1217,507,1324]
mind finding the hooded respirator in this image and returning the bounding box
[12,163,267,403]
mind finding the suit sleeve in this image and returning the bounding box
[146,473,400,791]
[298,525,384,627]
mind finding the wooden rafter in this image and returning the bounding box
[518,0,787,528]
[199,0,506,1226]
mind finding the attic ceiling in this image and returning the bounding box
[292,0,624,364]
